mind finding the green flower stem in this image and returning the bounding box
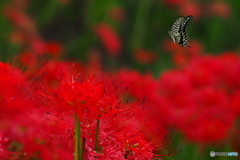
[95,117,101,152]
[74,114,83,160]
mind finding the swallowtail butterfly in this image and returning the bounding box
[168,15,193,48]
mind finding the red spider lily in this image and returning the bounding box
[27,61,83,90]
[0,62,32,115]
[29,68,173,159]
[134,49,158,64]
[0,63,83,159]
[163,0,201,19]
[95,23,121,55]
[31,70,140,123]
[106,131,166,159]
[179,2,201,19]
[204,1,231,18]
[116,70,170,135]
[85,49,102,74]
[19,51,38,68]
[45,41,63,58]
[0,62,57,159]
[163,57,238,142]
[164,0,231,19]
[0,132,17,159]
[3,5,36,32]
[117,70,159,99]
[29,38,49,55]
[231,91,240,116]
[117,52,240,143]
[4,2,64,60]
[1,110,73,160]
[163,40,203,66]
[80,127,172,159]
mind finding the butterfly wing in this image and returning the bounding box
[169,15,193,47]
[168,17,184,43]
[181,15,192,48]
[178,32,191,48]
[168,31,179,43]
[181,15,193,33]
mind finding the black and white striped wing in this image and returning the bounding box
[181,15,193,33]
[179,32,191,48]
[168,17,184,43]
[177,31,190,48]
[180,15,192,48]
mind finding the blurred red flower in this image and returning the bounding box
[163,40,203,66]
[3,5,36,32]
[85,49,102,73]
[95,23,121,55]
[19,51,38,68]
[117,52,240,143]
[28,61,83,90]
[205,1,231,18]
[0,132,17,159]
[45,41,63,58]
[4,2,64,61]
[179,2,201,19]
[134,48,158,64]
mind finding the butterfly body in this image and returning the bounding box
[168,15,193,48]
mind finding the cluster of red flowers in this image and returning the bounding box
[163,39,203,66]
[117,51,240,143]
[3,0,63,69]
[0,60,171,159]
[0,132,13,159]
[32,65,172,159]
[0,62,70,159]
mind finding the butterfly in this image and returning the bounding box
[168,15,193,48]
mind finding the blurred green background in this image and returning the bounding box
[1,0,239,74]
